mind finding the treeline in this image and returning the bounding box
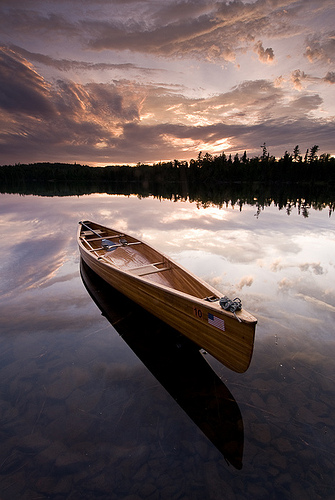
[188,144,335,185]
[0,145,334,216]
[1,144,334,187]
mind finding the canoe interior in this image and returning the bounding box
[79,220,221,300]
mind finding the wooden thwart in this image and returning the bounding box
[129,262,170,276]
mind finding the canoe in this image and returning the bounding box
[80,259,244,469]
[77,220,257,373]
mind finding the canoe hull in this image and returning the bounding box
[78,226,256,373]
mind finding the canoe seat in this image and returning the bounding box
[129,262,170,276]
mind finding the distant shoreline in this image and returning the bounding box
[1,159,334,217]
[1,145,335,186]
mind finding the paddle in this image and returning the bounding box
[79,221,117,251]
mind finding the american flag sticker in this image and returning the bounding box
[208,313,225,331]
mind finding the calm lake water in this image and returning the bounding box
[0,193,334,499]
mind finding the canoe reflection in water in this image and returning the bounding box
[80,260,244,470]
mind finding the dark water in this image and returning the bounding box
[0,193,334,499]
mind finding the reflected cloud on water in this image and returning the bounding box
[1,237,67,296]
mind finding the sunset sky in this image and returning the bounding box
[1,0,334,166]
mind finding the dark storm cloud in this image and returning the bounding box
[150,0,215,24]
[82,2,272,62]
[52,79,140,122]
[0,47,54,116]
[0,46,334,164]
[1,0,333,66]
[0,48,141,120]
[80,0,331,62]
[0,7,78,40]
[0,48,143,162]
[10,45,163,75]
[0,0,272,63]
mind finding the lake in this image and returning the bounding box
[0,192,334,499]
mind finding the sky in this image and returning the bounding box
[0,0,334,166]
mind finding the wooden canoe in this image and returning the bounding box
[77,220,257,373]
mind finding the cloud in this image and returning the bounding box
[288,94,323,115]
[0,47,145,160]
[290,69,308,91]
[290,68,335,90]
[304,32,335,64]
[254,41,275,64]
[1,39,335,166]
[290,68,335,89]
[1,237,66,296]
[9,45,163,75]
[140,79,285,128]
[0,7,78,39]
[54,80,141,122]
[295,293,335,313]
[81,0,297,62]
[0,47,54,116]
[0,1,333,68]
[323,71,335,84]
[299,262,324,275]
[271,259,324,275]
[270,258,283,272]
[236,275,254,290]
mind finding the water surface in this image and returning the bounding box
[0,193,334,499]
